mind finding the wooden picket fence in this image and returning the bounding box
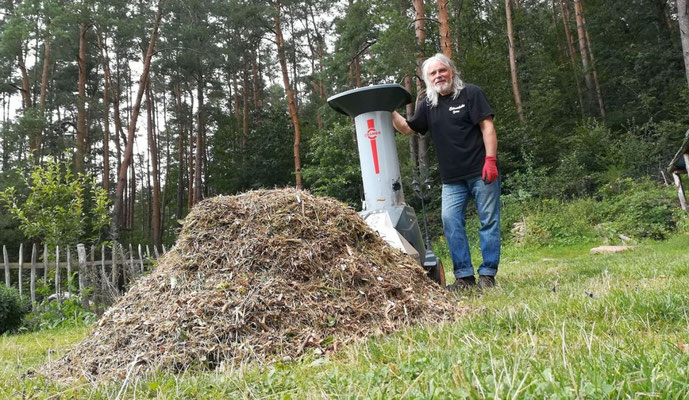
[2,242,166,309]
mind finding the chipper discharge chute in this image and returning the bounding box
[327,84,445,285]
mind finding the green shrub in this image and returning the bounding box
[499,196,600,247]
[0,285,30,334]
[522,199,600,246]
[302,123,362,208]
[21,296,97,332]
[598,178,679,240]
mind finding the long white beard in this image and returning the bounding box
[435,81,452,94]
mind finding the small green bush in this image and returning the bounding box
[598,178,679,240]
[0,285,30,334]
[500,196,600,247]
[499,178,683,246]
[21,296,97,332]
[522,199,600,246]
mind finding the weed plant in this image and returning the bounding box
[21,296,97,332]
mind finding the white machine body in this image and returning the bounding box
[354,111,405,211]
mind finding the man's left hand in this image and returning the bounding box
[482,156,498,184]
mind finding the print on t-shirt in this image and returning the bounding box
[449,104,465,114]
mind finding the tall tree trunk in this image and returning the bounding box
[26,27,50,162]
[275,0,303,190]
[288,4,299,105]
[102,90,111,193]
[110,0,165,241]
[96,33,111,193]
[505,0,526,122]
[129,158,136,230]
[572,0,595,113]
[160,91,169,238]
[18,56,32,110]
[315,43,325,130]
[437,0,452,58]
[680,0,689,89]
[559,0,585,117]
[37,26,51,162]
[578,0,605,117]
[232,73,242,130]
[405,75,419,178]
[252,51,261,109]
[303,9,321,130]
[187,87,195,210]
[242,68,249,140]
[75,22,88,174]
[145,143,152,238]
[146,81,161,251]
[39,32,50,114]
[97,32,125,195]
[203,131,209,198]
[2,95,8,171]
[193,71,204,205]
[174,83,185,220]
[113,47,124,180]
[413,0,430,180]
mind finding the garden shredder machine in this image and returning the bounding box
[327,84,445,285]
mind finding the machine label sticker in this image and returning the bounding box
[366,118,381,174]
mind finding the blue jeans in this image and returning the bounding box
[441,177,501,279]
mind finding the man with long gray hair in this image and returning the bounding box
[392,53,501,291]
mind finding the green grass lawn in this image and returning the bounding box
[2,235,689,399]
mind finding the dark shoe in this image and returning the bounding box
[447,276,476,292]
[478,275,495,290]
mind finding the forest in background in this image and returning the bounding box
[1,0,688,253]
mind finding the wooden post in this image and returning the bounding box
[77,244,87,307]
[138,244,144,273]
[111,243,118,288]
[128,243,135,277]
[673,172,687,211]
[101,244,107,287]
[154,245,160,259]
[18,243,23,296]
[684,154,689,175]
[90,244,95,288]
[55,246,60,302]
[43,244,48,281]
[162,244,166,254]
[30,243,37,306]
[3,245,9,287]
[67,247,72,293]
[119,244,127,286]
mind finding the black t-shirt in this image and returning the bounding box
[407,84,494,183]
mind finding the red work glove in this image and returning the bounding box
[482,156,499,184]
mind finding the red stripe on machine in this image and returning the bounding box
[366,118,381,174]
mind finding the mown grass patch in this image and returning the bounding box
[1,235,688,398]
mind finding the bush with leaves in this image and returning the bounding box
[500,178,684,247]
[499,197,601,247]
[302,122,362,207]
[21,296,97,332]
[597,178,680,241]
[0,157,110,250]
[0,285,30,334]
